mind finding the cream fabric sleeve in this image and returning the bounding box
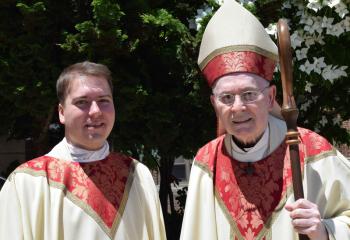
[180,163,218,240]
[0,176,24,240]
[272,150,350,240]
[305,150,350,240]
[117,162,166,240]
[0,173,68,240]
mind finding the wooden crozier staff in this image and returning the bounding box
[277,19,309,240]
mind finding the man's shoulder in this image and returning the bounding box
[108,152,134,163]
[194,135,225,170]
[298,127,332,145]
[109,152,155,181]
[108,152,145,172]
[15,155,57,172]
[5,156,64,183]
[297,127,334,158]
[196,135,224,156]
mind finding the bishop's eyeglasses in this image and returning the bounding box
[214,86,270,106]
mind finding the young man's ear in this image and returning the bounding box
[58,104,65,124]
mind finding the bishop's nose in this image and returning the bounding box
[229,95,246,112]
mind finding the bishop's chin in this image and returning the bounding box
[231,133,264,149]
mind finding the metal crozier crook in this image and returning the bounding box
[277,18,309,240]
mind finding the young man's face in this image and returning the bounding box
[211,73,275,145]
[58,75,115,150]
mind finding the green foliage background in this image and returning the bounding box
[0,1,214,238]
[0,0,349,239]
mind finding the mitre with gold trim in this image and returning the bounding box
[198,0,282,135]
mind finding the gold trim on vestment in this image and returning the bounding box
[214,181,296,239]
[193,160,214,179]
[13,168,47,178]
[194,158,296,239]
[199,45,279,70]
[13,159,137,239]
[214,188,244,240]
[304,148,337,164]
[193,144,345,239]
[110,159,136,237]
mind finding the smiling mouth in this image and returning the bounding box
[86,123,104,128]
[232,118,252,124]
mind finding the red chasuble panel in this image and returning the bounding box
[17,153,134,230]
[195,127,333,239]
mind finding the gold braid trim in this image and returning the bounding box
[193,160,214,179]
[304,148,337,164]
[13,160,137,239]
[109,159,136,237]
[214,173,296,240]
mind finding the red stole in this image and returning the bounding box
[16,153,134,230]
[195,127,333,239]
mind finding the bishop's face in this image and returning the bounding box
[58,75,115,150]
[211,73,276,145]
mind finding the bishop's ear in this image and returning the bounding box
[210,95,219,115]
[268,85,276,109]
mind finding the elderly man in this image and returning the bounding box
[0,61,166,240]
[180,1,350,240]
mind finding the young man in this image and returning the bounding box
[180,1,350,239]
[0,61,166,240]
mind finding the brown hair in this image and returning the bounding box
[56,61,113,104]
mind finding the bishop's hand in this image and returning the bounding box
[285,199,329,240]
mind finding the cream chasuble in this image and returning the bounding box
[180,116,350,240]
[0,139,166,240]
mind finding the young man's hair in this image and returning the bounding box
[56,61,113,104]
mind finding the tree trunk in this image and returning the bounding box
[158,157,177,239]
[158,157,175,215]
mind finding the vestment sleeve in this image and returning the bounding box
[306,150,350,240]
[135,163,167,240]
[180,161,218,240]
[0,174,24,240]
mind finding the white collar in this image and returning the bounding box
[46,138,110,163]
[230,124,270,162]
[225,115,287,162]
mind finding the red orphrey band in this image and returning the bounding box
[202,51,276,86]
